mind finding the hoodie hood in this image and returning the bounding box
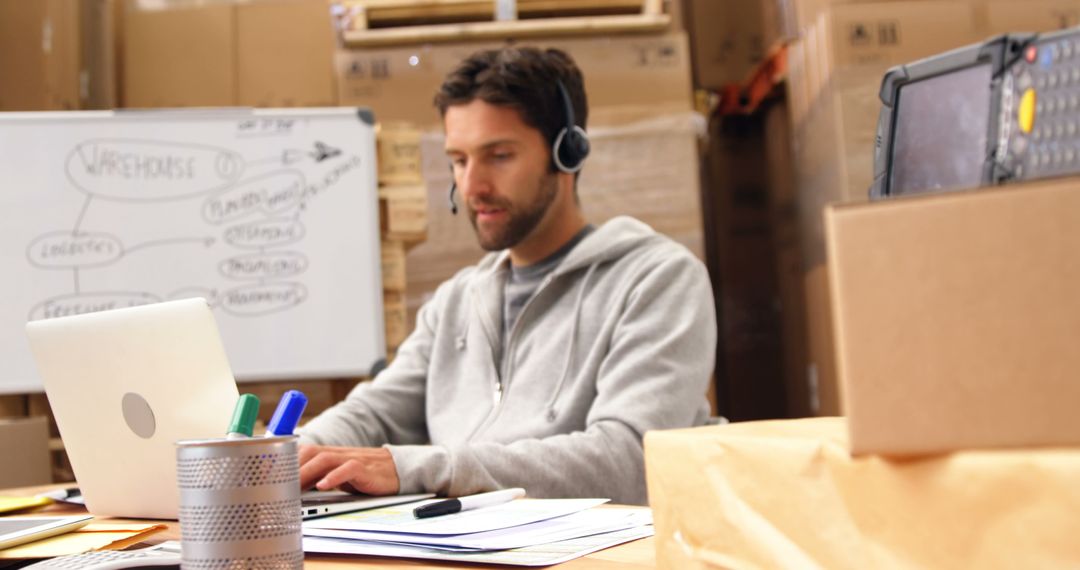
[472,215,659,276]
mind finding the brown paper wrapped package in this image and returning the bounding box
[645,417,1080,569]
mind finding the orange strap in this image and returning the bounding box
[713,43,788,117]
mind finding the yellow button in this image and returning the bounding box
[1019,88,1037,134]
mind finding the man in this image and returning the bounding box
[297,47,715,506]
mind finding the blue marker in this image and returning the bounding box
[266,390,307,437]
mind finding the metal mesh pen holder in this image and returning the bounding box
[176,436,303,570]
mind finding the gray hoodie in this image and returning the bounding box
[298,216,716,505]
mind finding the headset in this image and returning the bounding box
[449,79,590,214]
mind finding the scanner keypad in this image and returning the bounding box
[1017,36,1080,179]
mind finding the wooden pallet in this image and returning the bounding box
[338,0,669,47]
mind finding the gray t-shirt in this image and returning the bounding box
[502,225,594,353]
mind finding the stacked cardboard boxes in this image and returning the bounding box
[377,124,429,357]
[786,0,1080,414]
[336,32,695,129]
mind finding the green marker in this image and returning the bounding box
[226,394,260,439]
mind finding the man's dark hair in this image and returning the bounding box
[434,47,588,154]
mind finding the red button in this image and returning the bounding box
[1026,45,1039,63]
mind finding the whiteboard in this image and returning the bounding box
[1,108,385,393]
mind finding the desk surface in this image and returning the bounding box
[4,485,657,569]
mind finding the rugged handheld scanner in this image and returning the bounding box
[871,28,1080,199]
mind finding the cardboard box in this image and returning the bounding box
[684,0,794,89]
[796,1,979,111]
[791,75,884,268]
[236,0,336,107]
[382,289,408,350]
[0,0,115,111]
[376,124,425,186]
[124,2,235,107]
[379,184,428,244]
[0,0,79,110]
[978,0,1080,36]
[336,32,694,129]
[124,0,335,108]
[826,178,1080,455]
[645,417,1080,569]
[380,239,407,293]
[82,0,121,109]
[0,417,51,487]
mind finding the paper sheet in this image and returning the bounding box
[303,525,655,566]
[0,523,168,559]
[303,498,608,535]
[0,496,53,514]
[304,507,652,551]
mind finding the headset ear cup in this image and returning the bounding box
[568,126,590,163]
[552,126,590,174]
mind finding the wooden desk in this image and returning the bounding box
[4,485,657,569]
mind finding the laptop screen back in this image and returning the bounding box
[26,298,239,519]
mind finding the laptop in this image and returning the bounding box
[26,298,432,520]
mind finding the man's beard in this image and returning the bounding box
[468,172,559,252]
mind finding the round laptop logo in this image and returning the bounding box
[121,392,156,439]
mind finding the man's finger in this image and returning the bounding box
[318,459,370,493]
[297,444,320,465]
[299,452,343,490]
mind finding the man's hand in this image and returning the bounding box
[298,445,401,495]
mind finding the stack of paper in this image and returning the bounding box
[0,523,169,559]
[302,498,654,566]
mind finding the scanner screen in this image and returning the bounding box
[889,63,993,195]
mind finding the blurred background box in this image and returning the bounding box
[827,178,1080,455]
[123,1,236,107]
[336,31,694,128]
[0,0,116,111]
[975,0,1080,36]
[0,416,51,488]
[683,0,795,89]
[645,417,1080,570]
[123,0,335,108]
[237,0,337,107]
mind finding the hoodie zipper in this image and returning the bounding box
[469,271,556,439]
[498,273,555,396]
